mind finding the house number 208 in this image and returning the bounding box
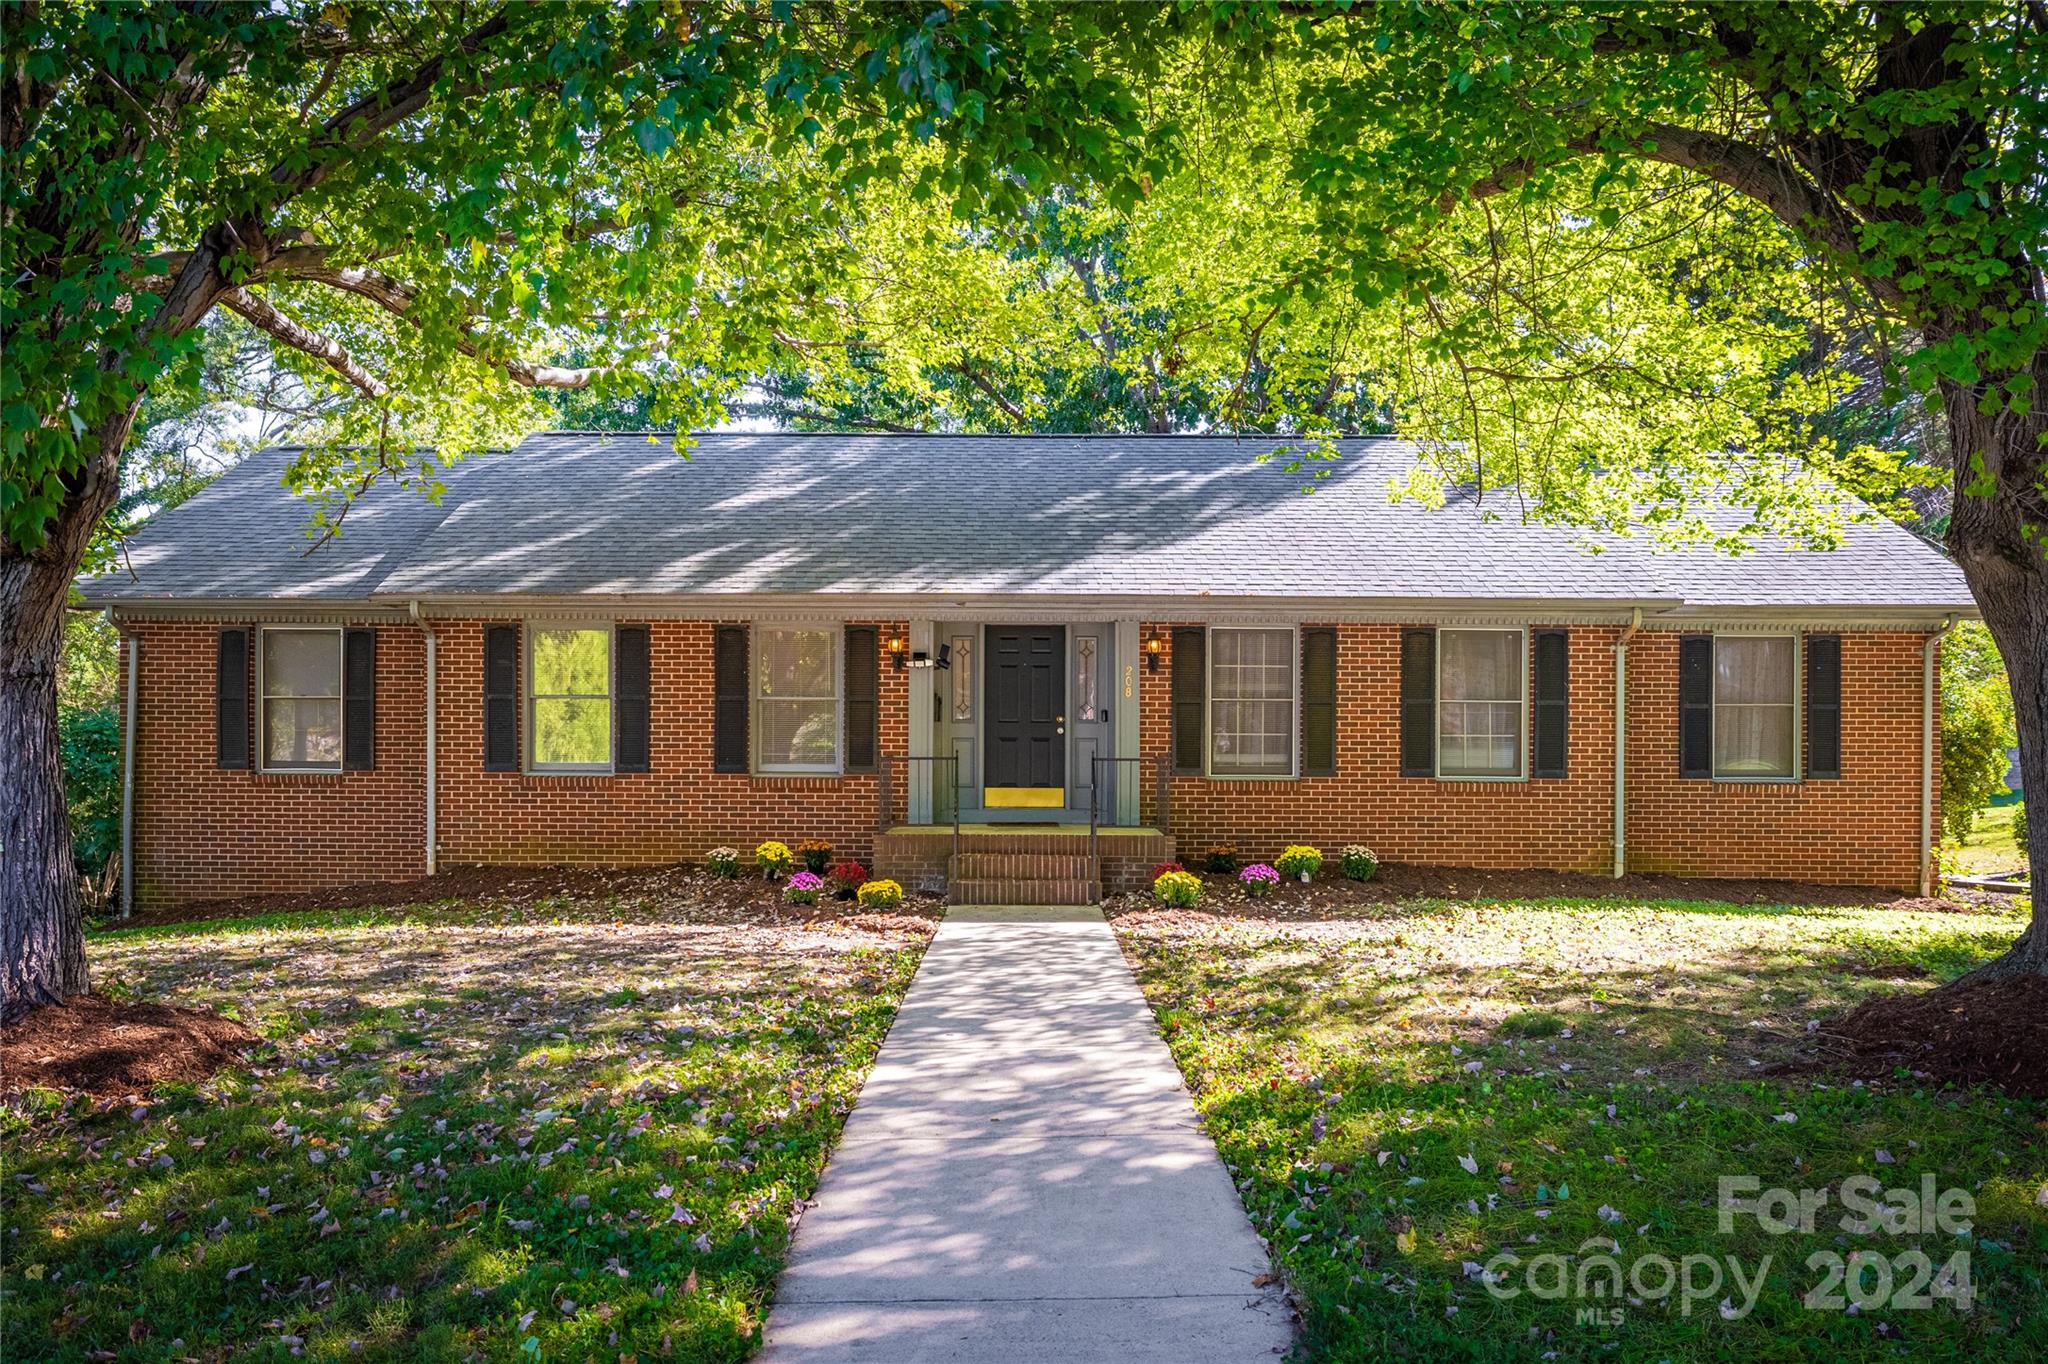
[1123,664,1134,699]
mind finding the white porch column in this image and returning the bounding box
[1114,618,1142,825]
[907,619,936,824]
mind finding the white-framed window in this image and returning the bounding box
[1209,626,1297,777]
[1712,633,1799,780]
[1437,627,1526,780]
[756,625,840,773]
[259,627,343,771]
[529,624,614,771]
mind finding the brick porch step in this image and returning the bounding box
[946,849,1102,906]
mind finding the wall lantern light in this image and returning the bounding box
[1144,631,1165,673]
[886,634,909,669]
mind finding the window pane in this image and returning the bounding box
[1440,630,1521,702]
[265,698,341,767]
[1713,637,1795,777]
[1714,636,1795,704]
[1076,635,1100,721]
[264,631,340,698]
[950,635,974,721]
[760,699,838,768]
[534,697,612,766]
[1438,632,1524,776]
[760,628,835,698]
[1211,629,1295,774]
[533,628,610,696]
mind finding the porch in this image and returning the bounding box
[872,822,1177,905]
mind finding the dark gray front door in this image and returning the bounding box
[985,626,1066,792]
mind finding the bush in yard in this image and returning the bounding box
[755,840,794,880]
[2013,804,2029,861]
[1275,845,1323,881]
[857,879,904,909]
[1151,861,1185,880]
[784,872,826,905]
[58,703,120,908]
[1239,864,1280,899]
[827,860,868,897]
[797,838,833,873]
[1340,845,1379,882]
[1204,845,1238,873]
[1941,622,2017,843]
[1152,870,1202,907]
[705,847,741,879]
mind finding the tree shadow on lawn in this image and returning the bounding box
[1121,906,2046,1362]
[3,910,933,1363]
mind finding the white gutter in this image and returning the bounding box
[1613,607,1642,878]
[120,625,137,919]
[408,601,439,877]
[1921,615,1958,896]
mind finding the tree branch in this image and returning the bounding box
[1457,124,1908,312]
[274,262,604,389]
[222,288,389,399]
[955,355,1028,424]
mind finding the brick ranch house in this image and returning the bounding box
[76,432,1976,910]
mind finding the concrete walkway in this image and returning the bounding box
[761,905,1292,1363]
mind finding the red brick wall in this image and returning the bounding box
[431,619,908,869]
[1623,629,1931,889]
[124,619,428,909]
[1139,623,1932,890]
[1141,623,1621,876]
[121,615,1932,905]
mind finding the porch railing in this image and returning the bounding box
[876,754,965,864]
[1088,754,1172,863]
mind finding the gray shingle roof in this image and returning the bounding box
[76,432,1975,613]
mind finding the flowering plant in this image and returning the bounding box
[1150,861,1186,880]
[705,847,741,879]
[1275,844,1324,881]
[797,838,834,873]
[827,860,869,896]
[1340,845,1379,881]
[1239,863,1281,899]
[785,871,826,905]
[1203,845,1239,873]
[755,840,794,880]
[1152,870,1203,907]
[857,879,904,909]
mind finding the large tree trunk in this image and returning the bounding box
[1945,365,2048,979]
[0,418,133,1022]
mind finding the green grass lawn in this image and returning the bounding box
[2,897,934,1362]
[1955,801,2028,876]
[1114,894,2048,1362]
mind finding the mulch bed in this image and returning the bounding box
[101,861,945,930]
[0,995,259,1097]
[1827,974,2048,1098]
[1103,862,1968,920]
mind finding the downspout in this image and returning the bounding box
[1613,608,1642,879]
[1922,615,1958,897]
[119,620,137,920]
[409,601,439,877]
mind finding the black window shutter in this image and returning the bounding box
[1301,628,1338,776]
[1679,634,1713,779]
[484,624,519,772]
[844,625,878,772]
[615,625,651,773]
[1399,628,1436,777]
[216,628,251,770]
[713,624,749,773]
[1806,634,1841,779]
[1170,628,1205,774]
[343,628,376,770]
[1531,628,1569,779]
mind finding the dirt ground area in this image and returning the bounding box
[0,994,259,1097]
